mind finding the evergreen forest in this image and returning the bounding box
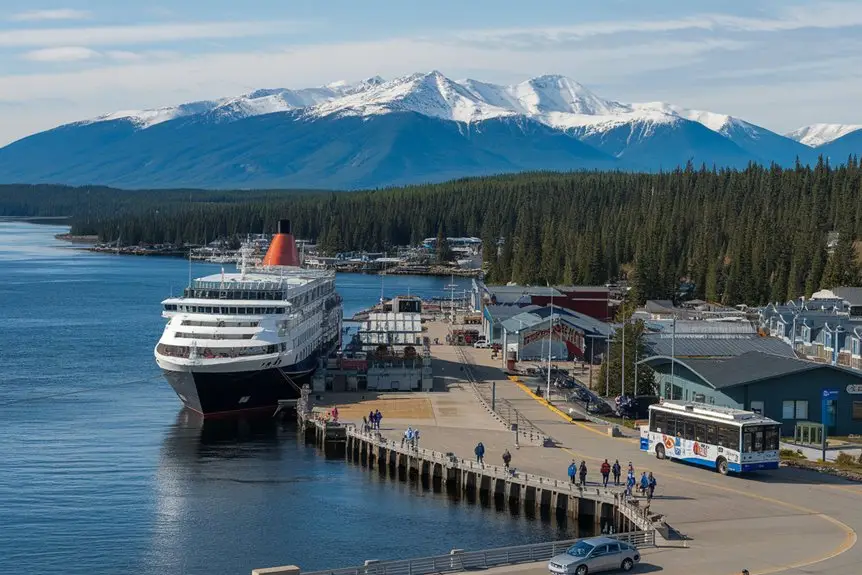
[2,159,861,306]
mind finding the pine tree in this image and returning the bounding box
[436,222,451,264]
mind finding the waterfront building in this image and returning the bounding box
[354,295,432,392]
[471,280,615,320]
[639,351,862,436]
[499,306,612,362]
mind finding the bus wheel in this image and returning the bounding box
[655,444,666,460]
[716,457,729,475]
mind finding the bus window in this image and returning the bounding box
[742,429,754,452]
[651,412,667,433]
[764,426,780,450]
[706,424,717,444]
[666,417,677,436]
[680,421,694,441]
[717,424,738,448]
[695,422,707,443]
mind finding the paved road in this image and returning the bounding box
[339,323,862,575]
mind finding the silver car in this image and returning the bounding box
[548,537,640,575]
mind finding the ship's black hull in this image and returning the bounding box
[162,365,312,417]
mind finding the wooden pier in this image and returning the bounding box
[296,412,655,534]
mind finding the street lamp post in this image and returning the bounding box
[546,291,554,402]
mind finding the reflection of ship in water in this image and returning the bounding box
[162,409,293,464]
[148,411,308,575]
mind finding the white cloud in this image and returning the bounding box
[104,50,144,62]
[9,9,90,22]
[23,46,100,62]
[0,20,304,48]
[454,1,862,46]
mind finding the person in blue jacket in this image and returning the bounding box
[567,460,577,484]
[474,442,485,464]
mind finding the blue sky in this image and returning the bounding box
[1,1,862,144]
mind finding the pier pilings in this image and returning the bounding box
[301,416,653,533]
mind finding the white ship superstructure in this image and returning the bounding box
[154,220,342,416]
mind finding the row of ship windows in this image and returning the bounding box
[157,342,287,359]
[180,320,260,328]
[173,332,254,340]
[165,304,286,315]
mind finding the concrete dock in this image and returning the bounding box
[266,319,862,575]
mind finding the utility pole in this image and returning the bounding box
[622,318,626,398]
[670,317,676,399]
[546,289,554,402]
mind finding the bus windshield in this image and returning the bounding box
[742,424,780,452]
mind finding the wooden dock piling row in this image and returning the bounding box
[300,417,654,534]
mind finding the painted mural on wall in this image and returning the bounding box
[521,322,585,359]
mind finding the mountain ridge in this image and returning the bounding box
[0,71,858,190]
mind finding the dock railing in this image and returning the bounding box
[346,426,655,529]
[301,531,654,575]
[452,345,550,445]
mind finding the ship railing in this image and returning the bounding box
[300,531,655,575]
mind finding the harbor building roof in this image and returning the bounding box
[643,334,796,358]
[640,351,861,390]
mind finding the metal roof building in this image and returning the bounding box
[640,351,862,435]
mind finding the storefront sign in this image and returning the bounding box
[846,384,862,394]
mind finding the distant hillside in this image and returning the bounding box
[0,71,841,189]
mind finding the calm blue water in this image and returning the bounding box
[0,221,571,575]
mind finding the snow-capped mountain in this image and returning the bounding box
[0,71,856,189]
[785,124,862,147]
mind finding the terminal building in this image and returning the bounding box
[497,306,612,362]
[639,352,862,436]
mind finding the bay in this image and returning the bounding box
[0,221,572,575]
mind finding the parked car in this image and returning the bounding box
[587,401,612,415]
[473,341,490,349]
[548,537,640,574]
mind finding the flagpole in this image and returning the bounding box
[546,286,554,402]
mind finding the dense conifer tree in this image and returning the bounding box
[3,158,861,306]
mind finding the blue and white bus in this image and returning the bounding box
[640,401,780,474]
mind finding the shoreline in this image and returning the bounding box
[55,233,99,244]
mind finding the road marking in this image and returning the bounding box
[511,375,858,575]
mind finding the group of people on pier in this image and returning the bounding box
[363,409,383,432]
[401,426,421,448]
[568,458,657,501]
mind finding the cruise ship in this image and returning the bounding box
[154,220,342,416]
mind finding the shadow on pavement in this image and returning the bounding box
[633,564,664,574]
[737,466,861,486]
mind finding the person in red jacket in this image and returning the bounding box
[600,459,611,487]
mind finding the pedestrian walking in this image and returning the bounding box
[413,428,420,448]
[362,415,369,432]
[374,409,382,430]
[612,460,621,486]
[402,426,413,447]
[368,411,375,429]
[331,406,339,423]
[647,472,657,502]
[474,442,485,464]
[568,460,577,484]
[639,472,649,497]
[578,461,588,487]
[502,449,512,469]
[600,459,611,488]
[625,471,635,498]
